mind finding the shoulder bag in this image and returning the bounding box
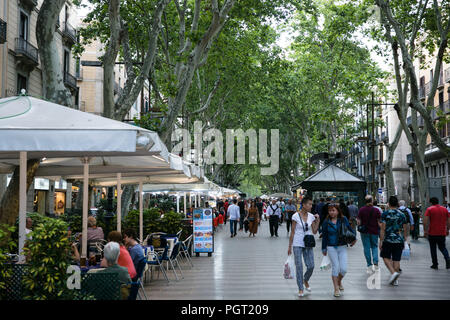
[339,218,356,244]
[299,215,315,248]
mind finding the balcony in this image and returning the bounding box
[351,146,361,154]
[375,135,383,145]
[19,0,37,11]
[360,156,366,164]
[376,163,385,174]
[445,67,450,83]
[367,175,378,183]
[64,72,77,91]
[63,22,77,45]
[56,19,60,30]
[444,100,450,114]
[350,161,357,169]
[381,131,388,143]
[14,38,39,69]
[407,153,415,166]
[0,19,6,44]
[438,74,445,89]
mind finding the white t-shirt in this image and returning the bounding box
[291,212,316,248]
[227,204,240,220]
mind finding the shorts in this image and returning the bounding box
[380,242,404,261]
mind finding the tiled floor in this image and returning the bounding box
[143,220,450,300]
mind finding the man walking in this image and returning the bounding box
[399,200,414,244]
[357,195,381,274]
[256,197,264,226]
[238,199,246,231]
[267,199,282,237]
[348,200,359,231]
[379,196,408,286]
[409,201,421,240]
[227,199,240,238]
[424,197,450,269]
[285,199,297,234]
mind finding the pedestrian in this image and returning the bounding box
[227,199,240,238]
[256,197,264,226]
[287,196,320,297]
[443,201,450,213]
[409,201,421,240]
[285,199,297,234]
[357,195,381,274]
[266,199,282,237]
[379,196,408,286]
[238,199,246,231]
[223,199,229,225]
[339,199,350,220]
[315,198,325,216]
[320,197,332,233]
[278,198,285,226]
[423,197,450,269]
[373,200,383,214]
[321,203,356,297]
[347,200,359,231]
[245,200,260,237]
[399,200,414,247]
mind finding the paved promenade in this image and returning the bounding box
[144,219,450,300]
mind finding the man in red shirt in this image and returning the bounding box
[424,197,450,269]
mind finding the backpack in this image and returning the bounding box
[399,208,410,224]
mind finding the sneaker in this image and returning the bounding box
[334,291,341,297]
[393,280,399,286]
[388,272,400,285]
[304,281,311,292]
[298,291,305,297]
[367,266,374,274]
[275,235,279,237]
[430,265,438,270]
[374,265,380,272]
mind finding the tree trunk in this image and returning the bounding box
[0,159,40,225]
[36,0,73,107]
[120,185,135,219]
[385,124,402,197]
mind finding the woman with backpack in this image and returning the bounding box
[322,203,356,297]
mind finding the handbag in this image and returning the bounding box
[299,216,316,248]
[248,217,255,222]
[339,218,356,244]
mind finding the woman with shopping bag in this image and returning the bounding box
[321,204,356,297]
[287,196,320,297]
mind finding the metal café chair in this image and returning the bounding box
[145,245,170,284]
[179,234,194,268]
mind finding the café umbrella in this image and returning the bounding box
[0,95,170,262]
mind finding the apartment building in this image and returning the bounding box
[0,0,78,100]
[408,59,450,203]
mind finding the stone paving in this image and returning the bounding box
[144,219,450,300]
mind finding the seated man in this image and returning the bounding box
[101,231,137,279]
[123,229,145,278]
[97,242,131,300]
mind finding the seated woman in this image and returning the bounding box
[87,216,104,241]
[97,242,131,300]
[101,231,137,279]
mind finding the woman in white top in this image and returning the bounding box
[288,196,320,297]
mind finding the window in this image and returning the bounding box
[19,11,29,40]
[433,165,437,177]
[63,50,70,74]
[439,91,444,111]
[17,74,27,94]
[426,167,430,178]
[440,164,445,177]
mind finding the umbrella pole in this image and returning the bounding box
[184,192,187,215]
[81,157,89,265]
[18,152,27,263]
[176,193,180,213]
[117,173,121,232]
[139,179,143,243]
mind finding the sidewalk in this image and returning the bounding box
[144,219,450,300]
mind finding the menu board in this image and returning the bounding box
[193,208,214,253]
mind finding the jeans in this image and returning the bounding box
[293,246,314,291]
[286,212,294,233]
[327,246,348,277]
[360,233,379,267]
[269,216,279,236]
[428,235,450,266]
[230,220,238,236]
[412,215,420,239]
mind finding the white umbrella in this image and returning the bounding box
[0,95,169,262]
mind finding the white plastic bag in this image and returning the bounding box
[402,242,410,260]
[320,255,331,271]
[283,255,296,279]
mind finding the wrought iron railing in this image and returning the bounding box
[63,22,77,44]
[0,19,6,44]
[64,72,77,90]
[15,38,39,65]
